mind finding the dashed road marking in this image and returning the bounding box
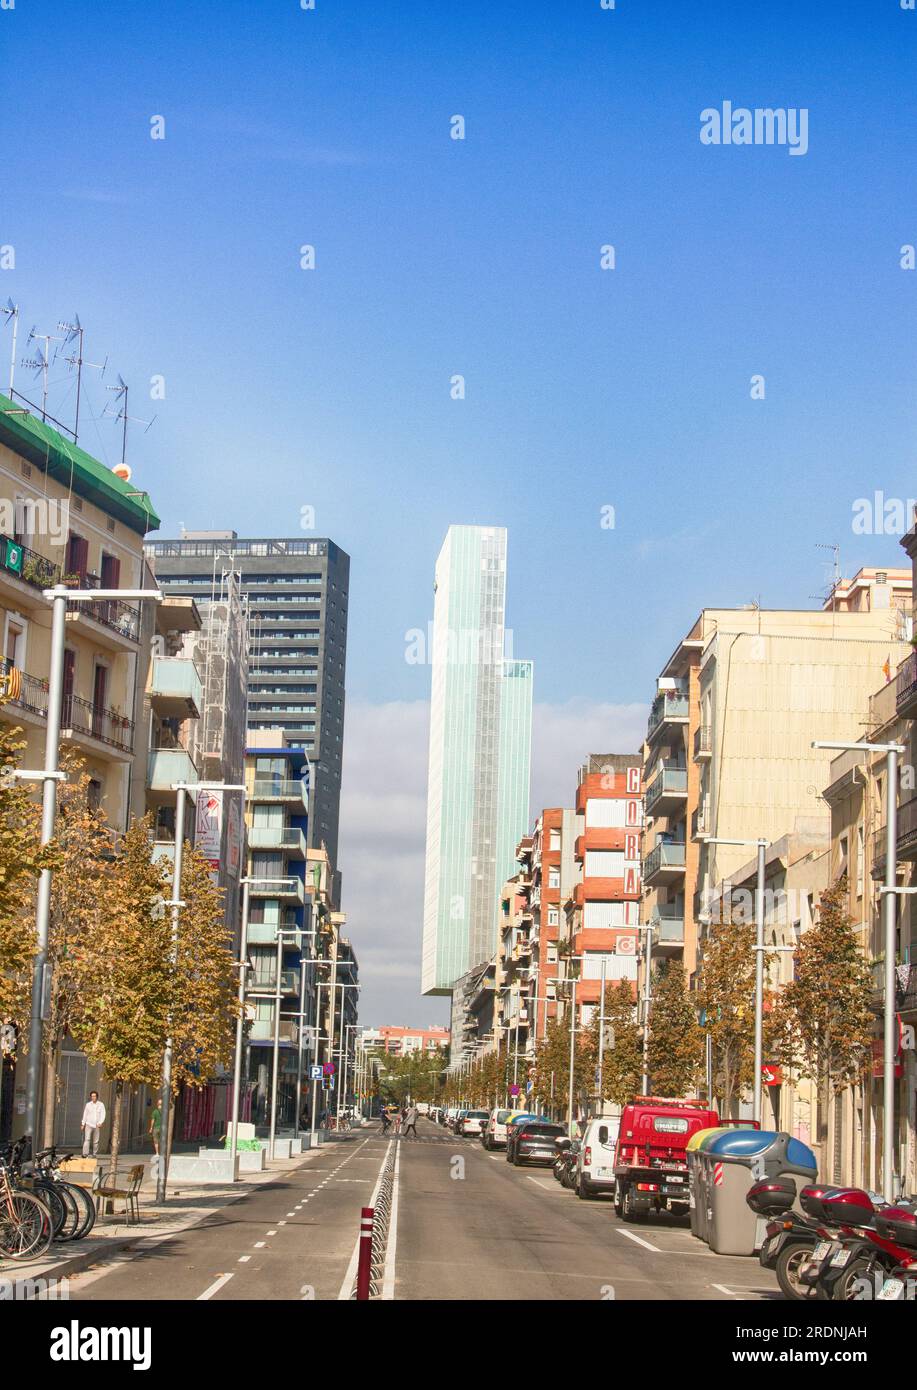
[617,1230,664,1253]
[238,1255,251,1263]
[198,1273,234,1301]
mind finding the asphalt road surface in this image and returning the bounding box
[67,1120,780,1302]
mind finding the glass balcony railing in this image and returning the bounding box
[645,766,688,814]
[642,840,687,881]
[149,656,203,715]
[647,687,689,739]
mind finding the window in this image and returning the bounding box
[547,906,559,927]
[549,829,561,850]
[584,849,624,878]
[548,866,560,889]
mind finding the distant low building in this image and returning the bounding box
[361,1024,450,1057]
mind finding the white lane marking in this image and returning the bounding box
[381,1138,401,1301]
[525,1175,555,1189]
[253,1241,266,1248]
[238,1255,251,1263]
[617,1229,664,1253]
[198,1273,234,1301]
[337,1137,395,1300]
[267,1229,278,1236]
[279,1221,287,1226]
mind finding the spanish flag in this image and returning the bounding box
[883,655,892,684]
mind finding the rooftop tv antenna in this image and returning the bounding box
[20,328,54,420]
[58,314,107,444]
[0,299,18,398]
[812,542,841,609]
[103,374,156,469]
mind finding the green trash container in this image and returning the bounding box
[706,1131,817,1256]
[687,1128,730,1240]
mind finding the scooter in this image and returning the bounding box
[793,1187,917,1300]
[746,1179,837,1301]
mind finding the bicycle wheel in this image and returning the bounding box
[31,1179,67,1239]
[0,1191,53,1259]
[45,1181,81,1242]
[60,1180,96,1240]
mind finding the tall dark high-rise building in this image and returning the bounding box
[147,532,349,889]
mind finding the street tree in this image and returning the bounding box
[647,960,704,1098]
[0,719,43,1051]
[69,818,172,1179]
[770,876,873,1133]
[696,917,757,1118]
[588,980,642,1108]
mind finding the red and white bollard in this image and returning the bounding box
[356,1206,374,1300]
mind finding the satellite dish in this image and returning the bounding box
[113,462,132,482]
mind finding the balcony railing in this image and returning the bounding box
[67,573,140,642]
[649,903,685,944]
[872,796,917,873]
[62,693,134,753]
[693,725,713,759]
[642,839,686,881]
[691,803,711,839]
[647,686,689,740]
[645,766,688,814]
[248,969,300,995]
[897,964,917,1014]
[0,536,61,592]
[0,660,50,719]
[896,651,917,720]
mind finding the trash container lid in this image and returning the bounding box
[687,1126,731,1152]
[707,1129,782,1158]
[784,1137,817,1173]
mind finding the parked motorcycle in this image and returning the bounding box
[747,1179,836,1301]
[793,1187,917,1300]
[553,1136,571,1183]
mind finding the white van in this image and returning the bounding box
[482,1107,516,1150]
[575,1116,620,1199]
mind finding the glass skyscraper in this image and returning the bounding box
[421,526,533,996]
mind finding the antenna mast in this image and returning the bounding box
[0,300,18,398]
[104,374,156,467]
[58,314,107,444]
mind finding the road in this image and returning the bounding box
[67,1120,780,1302]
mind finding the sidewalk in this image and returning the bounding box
[7,1136,351,1291]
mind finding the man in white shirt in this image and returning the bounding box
[81,1091,106,1157]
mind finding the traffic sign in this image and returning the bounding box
[322,1062,335,1076]
[509,1084,520,1097]
[309,1065,322,1081]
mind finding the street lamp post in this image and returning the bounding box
[23,584,162,1143]
[157,780,245,1203]
[228,878,252,1175]
[814,738,905,1203]
[268,918,318,1160]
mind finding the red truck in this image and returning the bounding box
[613,1096,720,1222]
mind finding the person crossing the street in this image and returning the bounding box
[402,1103,419,1138]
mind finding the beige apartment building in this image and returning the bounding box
[0,394,160,832]
[643,575,911,992]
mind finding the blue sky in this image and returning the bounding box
[5,0,917,706]
[5,1,917,1020]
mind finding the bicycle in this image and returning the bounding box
[2,1137,72,1241]
[34,1147,97,1242]
[0,1142,53,1261]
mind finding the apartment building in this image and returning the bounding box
[562,754,643,1026]
[643,581,912,990]
[360,1025,450,1057]
[148,532,349,896]
[243,729,314,1131]
[0,394,162,1145]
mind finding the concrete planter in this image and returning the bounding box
[200,1147,265,1172]
[167,1156,235,1184]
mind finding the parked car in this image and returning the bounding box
[444,1107,461,1130]
[457,1110,489,1137]
[575,1116,620,1200]
[416,1102,430,1116]
[450,1109,468,1132]
[510,1121,567,1167]
[504,1113,543,1161]
[482,1108,515,1150]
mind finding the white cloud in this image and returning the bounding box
[338,697,649,1029]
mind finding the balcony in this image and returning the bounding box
[691,803,711,840]
[249,877,305,905]
[0,537,61,610]
[147,744,198,796]
[148,657,203,719]
[248,1019,298,1044]
[248,969,300,996]
[249,778,309,809]
[63,693,135,759]
[66,575,140,651]
[896,651,917,720]
[649,903,685,951]
[872,796,917,875]
[693,725,713,760]
[0,661,50,728]
[246,917,303,943]
[642,839,686,886]
[645,766,688,816]
[646,685,689,742]
[248,825,307,859]
[897,964,917,1015]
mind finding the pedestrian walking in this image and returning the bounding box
[380,1106,392,1134]
[403,1104,419,1138]
[81,1091,106,1157]
[149,1099,162,1155]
